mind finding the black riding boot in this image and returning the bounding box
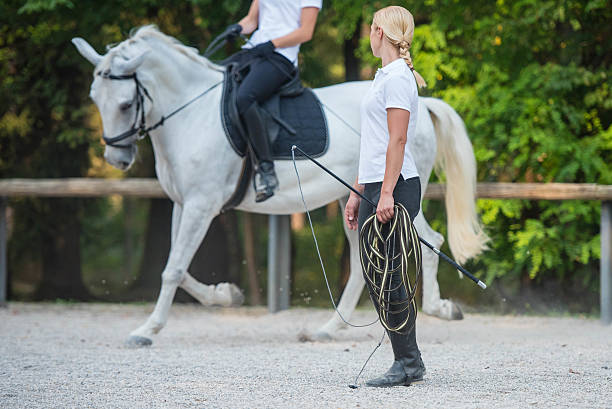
[365,231,425,388]
[241,102,278,202]
[365,323,426,387]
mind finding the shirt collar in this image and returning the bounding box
[378,58,406,75]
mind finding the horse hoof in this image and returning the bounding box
[425,300,464,321]
[125,335,153,348]
[450,302,464,320]
[214,283,244,307]
[309,330,333,342]
[228,284,245,306]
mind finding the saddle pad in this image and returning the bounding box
[221,72,329,160]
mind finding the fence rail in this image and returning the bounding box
[1,178,612,200]
[0,178,610,324]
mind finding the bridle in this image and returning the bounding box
[98,70,223,149]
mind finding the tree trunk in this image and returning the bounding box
[35,199,90,300]
[343,17,362,81]
[123,198,135,281]
[130,198,171,300]
[243,212,262,305]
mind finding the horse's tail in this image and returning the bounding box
[422,97,489,264]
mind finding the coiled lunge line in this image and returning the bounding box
[360,203,421,334]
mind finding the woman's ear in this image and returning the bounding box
[377,26,384,40]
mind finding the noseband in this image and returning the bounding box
[99,71,223,149]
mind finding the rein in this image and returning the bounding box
[99,71,222,148]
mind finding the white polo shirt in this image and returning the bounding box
[358,58,420,184]
[243,0,322,66]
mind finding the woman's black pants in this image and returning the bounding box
[357,175,422,361]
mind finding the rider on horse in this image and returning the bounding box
[223,0,321,202]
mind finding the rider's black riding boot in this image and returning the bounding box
[365,234,425,388]
[242,102,278,202]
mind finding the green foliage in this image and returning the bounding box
[18,0,74,14]
[416,0,611,289]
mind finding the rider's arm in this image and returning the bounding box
[238,0,259,34]
[271,7,319,48]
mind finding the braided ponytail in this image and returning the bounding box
[399,40,427,88]
[373,6,427,88]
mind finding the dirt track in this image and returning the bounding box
[1,303,611,408]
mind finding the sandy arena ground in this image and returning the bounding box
[1,303,611,408]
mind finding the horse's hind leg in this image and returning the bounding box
[413,211,463,320]
[313,196,366,340]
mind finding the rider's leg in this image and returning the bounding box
[236,53,295,202]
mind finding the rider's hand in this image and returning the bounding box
[252,40,275,57]
[376,192,395,224]
[344,194,361,231]
[225,23,243,41]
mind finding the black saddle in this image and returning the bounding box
[219,60,329,211]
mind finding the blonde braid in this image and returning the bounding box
[399,39,427,88]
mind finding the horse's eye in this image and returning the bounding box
[119,101,133,111]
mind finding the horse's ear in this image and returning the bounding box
[115,50,150,74]
[72,37,103,66]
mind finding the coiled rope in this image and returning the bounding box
[291,147,421,333]
[359,202,422,334]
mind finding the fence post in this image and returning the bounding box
[601,201,612,325]
[268,215,291,313]
[0,197,7,307]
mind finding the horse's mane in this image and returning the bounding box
[99,25,224,73]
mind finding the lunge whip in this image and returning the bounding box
[291,145,487,290]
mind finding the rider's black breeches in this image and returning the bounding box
[224,50,295,114]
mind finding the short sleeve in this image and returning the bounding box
[300,0,322,9]
[383,74,416,112]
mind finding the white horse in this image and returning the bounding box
[72,26,488,346]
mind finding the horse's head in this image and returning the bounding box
[73,27,225,172]
[72,36,152,171]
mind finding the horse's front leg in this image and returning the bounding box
[126,201,216,347]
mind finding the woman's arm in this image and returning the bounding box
[345,178,365,230]
[271,7,319,48]
[238,0,259,34]
[377,108,410,223]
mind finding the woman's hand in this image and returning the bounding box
[376,192,395,223]
[344,195,361,231]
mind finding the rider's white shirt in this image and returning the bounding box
[243,0,322,66]
[358,58,420,184]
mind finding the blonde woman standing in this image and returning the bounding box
[344,6,428,388]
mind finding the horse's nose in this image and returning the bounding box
[118,160,130,169]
